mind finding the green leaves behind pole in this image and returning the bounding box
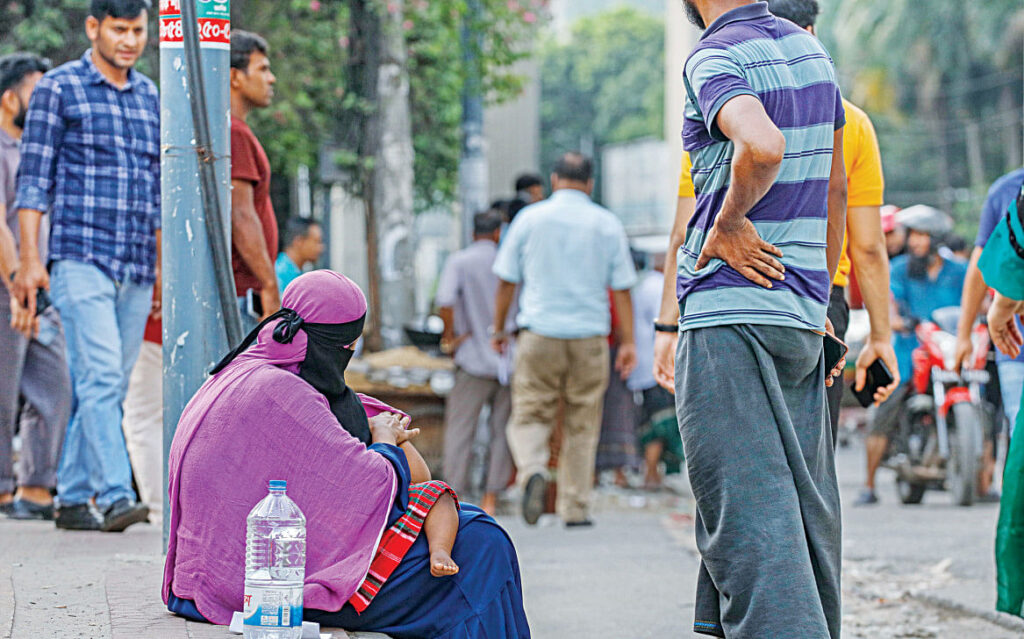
[235,0,542,212]
[537,6,665,199]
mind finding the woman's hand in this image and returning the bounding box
[369,412,419,446]
[988,293,1024,359]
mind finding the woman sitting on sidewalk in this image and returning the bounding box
[161,270,530,638]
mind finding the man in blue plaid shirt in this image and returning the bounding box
[12,0,158,532]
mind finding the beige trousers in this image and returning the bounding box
[507,330,609,522]
[122,340,163,515]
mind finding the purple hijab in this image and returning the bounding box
[162,271,405,624]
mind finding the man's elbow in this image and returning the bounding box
[746,129,786,170]
[828,181,848,205]
[850,240,885,265]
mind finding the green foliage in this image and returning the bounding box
[818,0,1024,228]
[1,0,542,213]
[537,6,664,196]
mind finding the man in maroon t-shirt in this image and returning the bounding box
[229,30,279,331]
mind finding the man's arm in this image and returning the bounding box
[438,306,466,356]
[611,288,636,379]
[847,205,900,399]
[12,77,63,313]
[653,195,695,392]
[954,247,990,372]
[13,208,46,315]
[231,179,280,319]
[825,127,848,281]
[491,279,516,353]
[694,95,786,287]
[0,208,16,288]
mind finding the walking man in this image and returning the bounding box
[664,1,848,635]
[492,152,638,527]
[0,52,72,522]
[955,167,1024,428]
[230,31,280,331]
[13,0,159,531]
[275,217,324,293]
[437,209,515,515]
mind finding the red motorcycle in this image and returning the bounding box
[885,307,991,506]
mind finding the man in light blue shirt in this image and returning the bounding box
[491,152,637,527]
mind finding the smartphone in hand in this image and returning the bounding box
[850,359,895,407]
[823,332,848,373]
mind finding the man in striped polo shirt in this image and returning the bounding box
[672,1,848,637]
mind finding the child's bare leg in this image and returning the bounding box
[426,492,460,577]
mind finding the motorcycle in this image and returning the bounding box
[885,307,991,506]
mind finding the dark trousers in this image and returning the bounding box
[825,286,849,448]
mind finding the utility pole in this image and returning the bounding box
[158,0,235,544]
[458,0,488,247]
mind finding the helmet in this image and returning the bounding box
[880,205,900,233]
[895,205,953,237]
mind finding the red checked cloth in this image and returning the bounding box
[348,480,460,613]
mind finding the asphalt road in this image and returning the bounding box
[496,435,1021,638]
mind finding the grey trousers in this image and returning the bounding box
[0,291,72,493]
[676,324,841,639]
[442,368,513,495]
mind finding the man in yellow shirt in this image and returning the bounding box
[653,1,899,482]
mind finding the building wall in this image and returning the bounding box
[483,58,541,204]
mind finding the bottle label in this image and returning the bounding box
[243,588,302,628]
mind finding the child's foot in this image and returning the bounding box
[430,549,459,577]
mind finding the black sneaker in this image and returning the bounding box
[101,498,149,532]
[55,503,103,530]
[6,498,55,521]
[522,473,547,526]
[0,501,13,517]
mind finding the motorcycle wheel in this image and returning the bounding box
[897,478,926,505]
[947,403,982,507]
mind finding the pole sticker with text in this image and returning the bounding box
[159,0,230,50]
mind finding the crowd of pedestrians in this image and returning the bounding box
[3,0,1024,634]
[0,1,285,532]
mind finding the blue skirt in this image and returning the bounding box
[306,504,530,639]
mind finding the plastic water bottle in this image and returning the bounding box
[243,480,306,639]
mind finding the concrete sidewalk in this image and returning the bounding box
[0,517,387,639]
[0,496,696,638]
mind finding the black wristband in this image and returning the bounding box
[653,321,678,334]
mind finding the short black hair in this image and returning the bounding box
[231,30,269,71]
[766,0,819,29]
[283,217,319,247]
[553,152,593,183]
[90,0,151,21]
[514,173,543,192]
[473,210,503,235]
[0,53,51,97]
[945,234,968,253]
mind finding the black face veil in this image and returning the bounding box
[211,308,371,444]
[297,316,371,445]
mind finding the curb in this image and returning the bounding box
[909,592,1024,634]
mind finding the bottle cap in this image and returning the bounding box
[268,480,287,491]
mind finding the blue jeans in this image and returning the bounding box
[50,260,152,508]
[999,360,1024,438]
